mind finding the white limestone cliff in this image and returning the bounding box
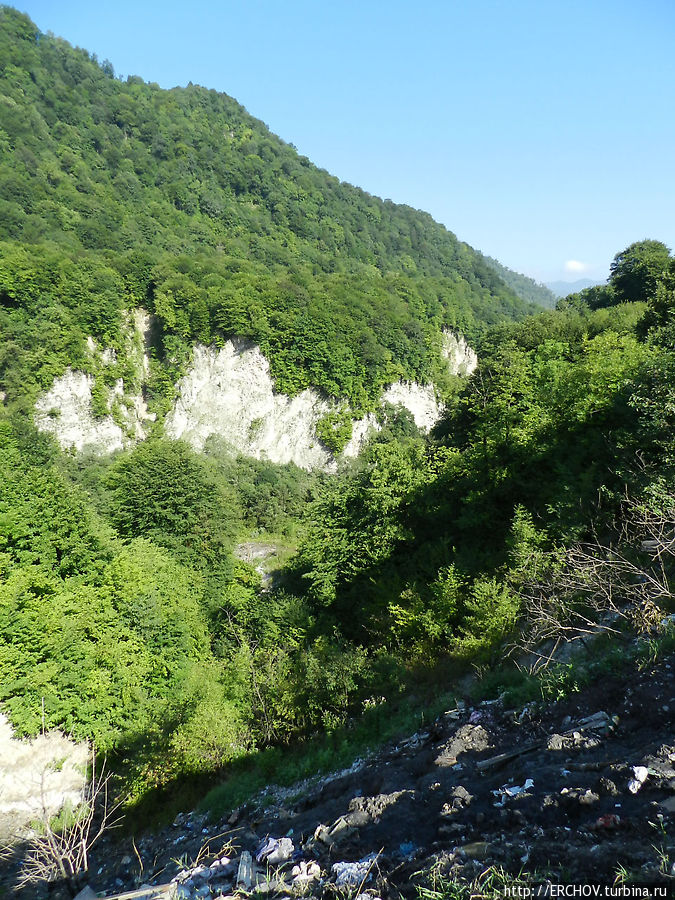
[36,320,477,470]
[165,342,334,471]
[34,310,155,453]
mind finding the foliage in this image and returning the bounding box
[315,409,353,455]
[0,6,533,414]
[2,6,675,813]
[609,239,672,305]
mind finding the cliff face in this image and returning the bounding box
[0,713,88,843]
[165,341,335,470]
[34,319,477,471]
[34,309,155,453]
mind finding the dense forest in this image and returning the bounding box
[0,7,537,415]
[481,255,557,308]
[1,6,674,814]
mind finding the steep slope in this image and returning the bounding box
[0,6,532,422]
[482,254,557,308]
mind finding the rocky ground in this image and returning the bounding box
[3,651,675,897]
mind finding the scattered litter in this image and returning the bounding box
[291,860,321,886]
[592,814,621,830]
[560,787,599,806]
[399,841,417,857]
[395,732,429,751]
[493,778,534,806]
[627,765,649,794]
[256,836,295,865]
[237,851,254,889]
[517,702,538,723]
[332,853,378,887]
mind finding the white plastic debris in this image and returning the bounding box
[332,853,378,887]
[256,836,295,865]
[237,851,254,889]
[628,765,649,794]
[492,779,534,807]
[291,860,321,885]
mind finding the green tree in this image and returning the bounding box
[609,240,671,304]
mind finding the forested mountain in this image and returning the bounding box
[2,5,675,842]
[0,6,537,415]
[482,254,557,308]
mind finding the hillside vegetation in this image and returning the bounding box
[1,6,674,816]
[0,7,534,415]
[2,237,674,800]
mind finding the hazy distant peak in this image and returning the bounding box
[546,278,603,298]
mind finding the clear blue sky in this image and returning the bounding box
[16,0,675,283]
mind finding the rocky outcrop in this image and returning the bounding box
[382,381,442,432]
[36,322,477,469]
[442,330,478,376]
[165,342,335,471]
[34,310,155,454]
[0,713,89,841]
[166,331,477,468]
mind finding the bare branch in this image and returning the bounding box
[512,490,675,670]
[17,746,122,894]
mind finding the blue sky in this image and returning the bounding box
[16,0,675,283]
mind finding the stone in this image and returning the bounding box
[237,851,254,890]
[460,842,491,860]
[435,724,491,766]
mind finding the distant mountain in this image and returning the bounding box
[546,278,603,298]
[482,256,557,308]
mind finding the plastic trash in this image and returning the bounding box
[256,835,295,865]
[237,851,254,889]
[627,765,648,794]
[291,860,321,885]
[492,778,534,806]
[332,853,378,887]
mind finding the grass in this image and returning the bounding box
[200,681,459,819]
[471,625,675,709]
[415,863,538,900]
[197,623,675,823]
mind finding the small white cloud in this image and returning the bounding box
[564,259,590,274]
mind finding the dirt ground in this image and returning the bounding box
[3,652,675,896]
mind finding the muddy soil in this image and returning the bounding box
[4,653,675,896]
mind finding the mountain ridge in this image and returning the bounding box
[0,5,537,419]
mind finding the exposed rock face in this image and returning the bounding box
[382,382,442,432]
[34,311,155,453]
[165,342,335,471]
[442,330,478,376]
[35,370,129,453]
[342,412,380,459]
[0,713,88,841]
[35,323,477,468]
